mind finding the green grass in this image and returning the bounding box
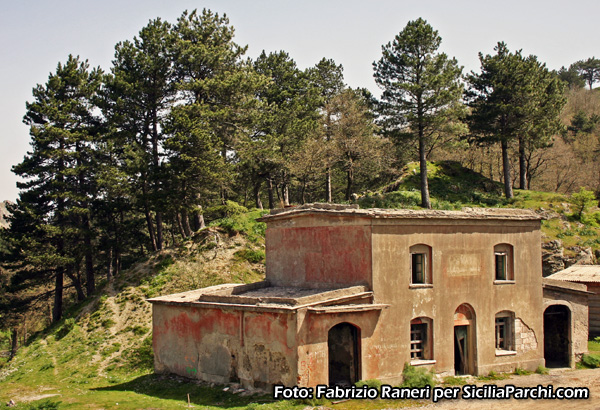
[476,371,510,381]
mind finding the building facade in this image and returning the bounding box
[150,204,550,388]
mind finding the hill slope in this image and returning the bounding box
[0,211,289,410]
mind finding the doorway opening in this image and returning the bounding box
[328,322,360,386]
[544,304,571,367]
[454,304,476,375]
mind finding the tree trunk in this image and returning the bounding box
[66,265,85,301]
[83,216,94,296]
[501,139,514,199]
[9,327,18,360]
[325,167,332,203]
[418,135,431,209]
[518,136,527,190]
[253,181,263,210]
[345,160,354,201]
[142,181,158,252]
[176,213,186,237]
[156,212,164,250]
[267,175,275,209]
[182,210,193,237]
[52,268,64,323]
[193,206,206,230]
[107,248,113,281]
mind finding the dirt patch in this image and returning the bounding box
[424,368,600,410]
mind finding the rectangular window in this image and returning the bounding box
[495,317,508,349]
[410,323,427,360]
[495,252,507,280]
[412,253,425,284]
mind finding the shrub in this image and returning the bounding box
[442,376,467,386]
[581,353,600,368]
[401,363,435,388]
[513,367,532,376]
[234,248,265,264]
[535,365,549,375]
[570,187,596,220]
[355,378,383,391]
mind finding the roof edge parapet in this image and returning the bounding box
[258,203,541,222]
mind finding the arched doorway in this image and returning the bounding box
[328,322,360,386]
[544,304,571,367]
[454,304,476,375]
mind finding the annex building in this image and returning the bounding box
[149,204,584,388]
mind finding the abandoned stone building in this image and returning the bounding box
[149,204,586,388]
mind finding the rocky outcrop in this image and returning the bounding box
[542,239,595,277]
[542,240,565,276]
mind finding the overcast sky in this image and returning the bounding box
[1,0,598,202]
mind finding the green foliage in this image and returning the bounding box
[467,42,566,198]
[581,353,600,368]
[56,318,76,340]
[513,367,532,376]
[210,209,268,242]
[571,57,600,90]
[355,378,383,391]
[234,248,265,264]
[400,363,435,388]
[477,371,510,381]
[535,365,549,375]
[442,376,468,386]
[374,18,464,208]
[25,400,62,410]
[570,187,596,219]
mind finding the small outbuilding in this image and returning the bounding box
[547,265,600,337]
[542,278,590,367]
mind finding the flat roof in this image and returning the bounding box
[548,265,600,283]
[148,282,387,312]
[258,203,541,222]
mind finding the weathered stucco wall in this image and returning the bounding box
[370,219,544,378]
[152,304,298,388]
[295,309,382,387]
[265,215,372,288]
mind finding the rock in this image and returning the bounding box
[565,246,595,267]
[542,240,565,277]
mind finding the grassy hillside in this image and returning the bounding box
[2,163,600,409]
[0,210,293,410]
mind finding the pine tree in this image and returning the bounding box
[373,18,463,208]
[106,18,176,251]
[11,55,103,321]
[467,43,565,196]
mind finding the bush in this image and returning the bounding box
[535,365,549,375]
[401,363,435,388]
[570,187,596,220]
[581,353,600,368]
[513,367,532,376]
[355,379,383,391]
[234,248,265,264]
[442,376,467,386]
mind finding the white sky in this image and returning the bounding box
[1,0,598,201]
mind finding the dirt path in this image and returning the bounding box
[423,368,600,410]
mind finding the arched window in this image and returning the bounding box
[410,317,433,362]
[410,244,432,285]
[494,244,514,281]
[495,311,515,352]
